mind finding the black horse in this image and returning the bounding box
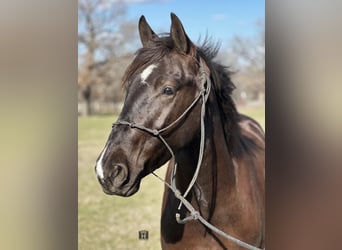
[95,13,265,249]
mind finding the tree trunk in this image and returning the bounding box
[83,85,92,116]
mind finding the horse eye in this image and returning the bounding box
[162,86,175,95]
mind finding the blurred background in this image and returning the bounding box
[78,0,265,116]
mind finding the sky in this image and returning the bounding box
[124,0,265,45]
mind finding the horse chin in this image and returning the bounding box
[102,180,141,197]
[101,174,142,197]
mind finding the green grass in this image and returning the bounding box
[78,106,264,250]
[78,115,166,250]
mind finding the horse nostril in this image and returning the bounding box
[111,165,122,178]
[109,164,128,188]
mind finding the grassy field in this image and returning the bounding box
[78,105,264,250]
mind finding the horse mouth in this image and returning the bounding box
[99,175,142,197]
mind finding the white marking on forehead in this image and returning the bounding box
[95,144,108,179]
[141,64,158,84]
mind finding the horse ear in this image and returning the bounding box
[139,15,157,47]
[170,13,195,55]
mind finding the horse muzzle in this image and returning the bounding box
[97,163,141,197]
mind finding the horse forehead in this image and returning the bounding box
[140,64,158,84]
[138,57,196,84]
[163,57,197,79]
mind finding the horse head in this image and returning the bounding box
[95,13,208,196]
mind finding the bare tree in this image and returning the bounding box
[218,22,265,104]
[78,0,137,115]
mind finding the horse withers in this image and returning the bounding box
[95,13,265,250]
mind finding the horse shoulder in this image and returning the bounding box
[232,114,265,246]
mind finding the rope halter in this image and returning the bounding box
[112,58,263,250]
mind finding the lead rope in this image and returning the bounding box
[151,172,263,250]
[113,59,263,250]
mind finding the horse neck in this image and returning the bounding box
[174,95,236,218]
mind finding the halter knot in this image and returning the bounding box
[200,71,206,81]
[191,211,200,220]
[152,130,159,136]
[174,189,181,198]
